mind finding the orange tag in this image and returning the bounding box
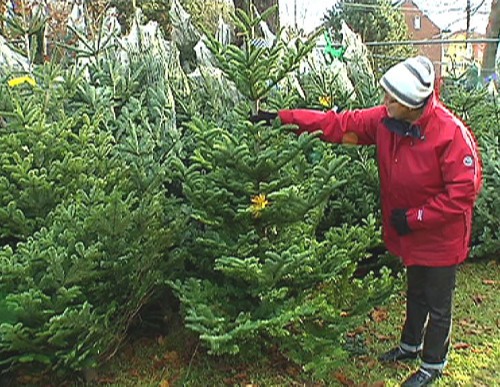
[342,132,358,145]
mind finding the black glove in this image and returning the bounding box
[249,110,278,125]
[391,208,411,236]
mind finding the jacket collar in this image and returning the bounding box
[383,117,423,139]
[412,92,437,129]
[382,93,438,140]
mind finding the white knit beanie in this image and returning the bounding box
[380,56,435,109]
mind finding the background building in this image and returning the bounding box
[397,0,443,78]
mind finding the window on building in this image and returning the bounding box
[414,16,421,30]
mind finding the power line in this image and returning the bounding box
[364,38,500,46]
[335,1,490,16]
[316,38,499,51]
[330,1,491,29]
[371,54,498,71]
[339,3,422,13]
[441,0,487,31]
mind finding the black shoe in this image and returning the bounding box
[378,346,419,362]
[402,368,442,387]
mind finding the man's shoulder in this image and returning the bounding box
[431,103,467,136]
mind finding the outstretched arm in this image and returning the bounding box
[278,106,385,146]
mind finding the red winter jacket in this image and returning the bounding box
[278,94,482,267]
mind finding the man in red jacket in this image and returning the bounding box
[252,56,482,386]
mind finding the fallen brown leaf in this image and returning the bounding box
[334,371,356,386]
[130,369,140,377]
[370,382,386,387]
[467,328,485,335]
[472,294,486,305]
[366,358,379,369]
[482,279,497,285]
[159,380,170,387]
[97,377,116,384]
[371,308,389,323]
[347,326,367,337]
[286,365,300,376]
[458,318,475,327]
[234,372,248,380]
[453,342,471,350]
[157,335,165,345]
[375,333,392,341]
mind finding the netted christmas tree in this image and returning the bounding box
[441,77,500,260]
[171,7,393,376]
[293,23,383,234]
[0,11,187,378]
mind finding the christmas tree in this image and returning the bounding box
[172,7,393,375]
[0,11,187,376]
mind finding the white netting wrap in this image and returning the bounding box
[120,9,189,94]
[169,0,201,47]
[341,21,375,89]
[0,35,30,72]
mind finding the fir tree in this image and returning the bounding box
[172,7,393,376]
[0,34,186,377]
[324,0,416,75]
[441,79,500,260]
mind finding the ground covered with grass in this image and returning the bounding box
[87,260,499,386]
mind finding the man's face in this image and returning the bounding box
[383,93,413,120]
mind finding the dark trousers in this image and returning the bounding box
[401,265,457,369]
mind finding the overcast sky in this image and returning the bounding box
[279,0,338,33]
[278,0,493,34]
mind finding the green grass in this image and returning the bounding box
[89,260,499,386]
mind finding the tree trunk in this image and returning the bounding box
[233,0,279,33]
[481,0,500,79]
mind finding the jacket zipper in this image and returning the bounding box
[389,135,404,192]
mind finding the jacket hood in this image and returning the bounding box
[413,92,438,130]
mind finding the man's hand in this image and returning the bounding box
[391,208,411,236]
[249,110,278,125]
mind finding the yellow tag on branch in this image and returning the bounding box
[250,193,269,218]
[8,76,37,88]
[319,95,331,107]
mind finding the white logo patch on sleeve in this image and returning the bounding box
[463,155,474,167]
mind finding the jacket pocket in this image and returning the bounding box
[436,215,467,258]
